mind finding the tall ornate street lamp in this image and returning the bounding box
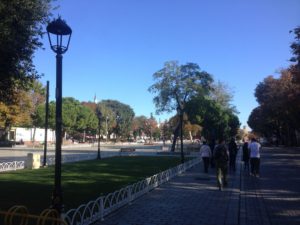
[116,114,121,142]
[47,17,72,214]
[42,80,50,167]
[96,108,102,159]
[177,106,184,163]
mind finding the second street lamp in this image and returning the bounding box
[177,106,184,163]
[96,108,102,159]
[46,16,72,214]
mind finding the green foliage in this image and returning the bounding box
[101,100,135,140]
[0,0,52,103]
[0,156,182,213]
[290,26,300,65]
[248,69,300,145]
[131,115,158,141]
[248,26,300,146]
[148,61,213,114]
[186,93,240,141]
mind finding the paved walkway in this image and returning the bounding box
[94,147,300,225]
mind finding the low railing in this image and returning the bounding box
[0,161,25,172]
[0,205,67,225]
[64,157,200,225]
[45,153,97,166]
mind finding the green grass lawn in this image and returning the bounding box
[0,156,182,213]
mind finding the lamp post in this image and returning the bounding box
[116,114,121,142]
[43,80,49,167]
[96,108,102,159]
[106,116,109,142]
[177,106,184,163]
[46,17,72,214]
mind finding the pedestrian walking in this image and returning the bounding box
[242,141,250,173]
[209,139,216,168]
[248,138,261,177]
[214,139,229,190]
[199,141,212,173]
[228,138,238,172]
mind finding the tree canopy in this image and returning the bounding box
[248,26,300,146]
[148,61,213,114]
[100,100,135,140]
[0,0,52,103]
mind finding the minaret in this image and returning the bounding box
[94,94,98,104]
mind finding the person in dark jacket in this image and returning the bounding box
[214,139,229,191]
[228,138,238,172]
[242,141,250,172]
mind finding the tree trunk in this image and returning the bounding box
[32,127,37,147]
[3,121,10,141]
[189,131,193,141]
[170,122,180,152]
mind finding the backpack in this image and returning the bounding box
[214,144,228,163]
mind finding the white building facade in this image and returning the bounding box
[10,127,55,143]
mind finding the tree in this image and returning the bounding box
[132,116,147,140]
[210,81,237,113]
[184,121,202,141]
[248,69,300,146]
[95,102,115,140]
[0,0,52,104]
[149,61,213,151]
[0,80,46,140]
[186,95,240,142]
[33,98,98,142]
[290,26,300,67]
[101,100,135,141]
[160,120,172,145]
[143,115,157,143]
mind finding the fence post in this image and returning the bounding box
[127,186,132,205]
[100,197,104,221]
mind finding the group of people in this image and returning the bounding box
[199,138,261,191]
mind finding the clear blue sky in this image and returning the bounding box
[33,0,300,128]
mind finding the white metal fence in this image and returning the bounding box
[0,154,98,173]
[0,161,25,172]
[45,153,97,165]
[64,157,200,225]
[0,152,154,172]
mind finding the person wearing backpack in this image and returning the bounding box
[214,139,229,191]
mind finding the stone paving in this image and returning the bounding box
[94,147,300,225]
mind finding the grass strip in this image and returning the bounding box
[0,156,182,213]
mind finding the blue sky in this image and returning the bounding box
[33,0,300,128]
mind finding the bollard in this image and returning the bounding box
[26,153,41,169]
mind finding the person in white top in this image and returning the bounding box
[248,138,261,177]
[199,141,212,173]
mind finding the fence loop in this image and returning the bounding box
[0,206,67,225]
[4,205,29,225]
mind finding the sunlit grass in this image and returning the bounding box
[0,156,182,213]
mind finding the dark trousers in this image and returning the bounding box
[216,163,228,188]
[250,158,260,175]
[229,155,237,171]
[243,159,250,172]
[202,157,210,173]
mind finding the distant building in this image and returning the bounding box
[9,127,55,144]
